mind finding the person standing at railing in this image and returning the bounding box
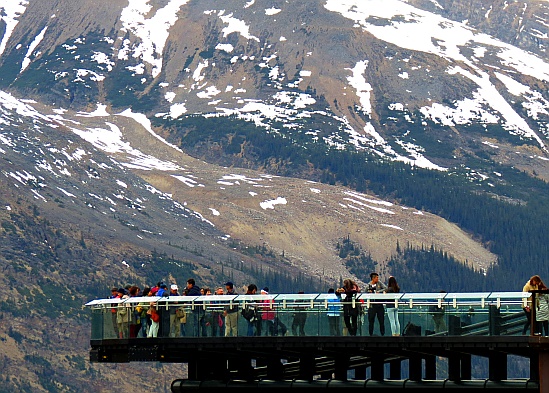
[460,307,475,327]
[366,272,387,336]
[185,278,202,337]
[137,287,150,338]
[522,275,541,335]
[211,287,225,337]
[536,281,549,336]
[127,286,141,338]
[327,288,341,336]
[200,288,215,337]
[385,276,401,336]
[243,284,259,336]
[116,288,131,338]
[430,290,447,334]
[223,281,239,337]
[169,284,181,338]
[336,279,360,336]
[260,287,276,336]
[109,287,120,339]
[291,291,307,336]
[147,303,160,338]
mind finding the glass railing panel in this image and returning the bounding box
[277,295,316,336]
[86,292,542,339]
[486,292,530,336]
[90,308,105,340]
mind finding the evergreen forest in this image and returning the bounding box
[159,115,549,292]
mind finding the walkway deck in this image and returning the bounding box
[86,291,549,391]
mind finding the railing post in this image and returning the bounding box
[448,315,461,335]
[489,304,501,336]
[389,359,402,380]
[531,291,538,336]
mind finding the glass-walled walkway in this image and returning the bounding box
[85,291,541,340]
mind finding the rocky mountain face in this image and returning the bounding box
[0,0,548,391]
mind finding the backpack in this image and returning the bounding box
[241,307,255,321]
[402,321,421,336]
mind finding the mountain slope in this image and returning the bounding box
[1,0,549,392]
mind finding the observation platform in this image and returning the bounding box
[86,291,549,392]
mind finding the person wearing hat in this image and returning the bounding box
[223,281,239,336]
[156,283,168,297]
[169,284,180,337]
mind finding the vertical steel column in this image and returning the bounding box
[389,358,402,380]
[266,357,285,380]
[187,359,199,380]
[531,351,540,382]
[488,352,507,381]
[448,354,461,381]
[298,355,315,381]
[230,357,254,381]
[334,355,350,380]
[354,364,367,380]
[370,356,384,381]
[408,356,423,381]
[461,354,472,380]
[202,357,230,381]
[539,351,549,393]
[424,355,437,380]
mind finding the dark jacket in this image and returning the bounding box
[225,289,239,313]
[186,285,201,296]
[336,287,359,317]
[385,286,399,308]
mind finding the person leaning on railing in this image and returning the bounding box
[522,275,542,335]
[385,276,401,336]
[336,279,360,336]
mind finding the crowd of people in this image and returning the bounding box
[107,273,404,339]
[109,279,238,339]
[106,273,549,339]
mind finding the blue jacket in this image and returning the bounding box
[157,288,168,297]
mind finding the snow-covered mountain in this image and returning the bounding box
[1,0,549,175]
